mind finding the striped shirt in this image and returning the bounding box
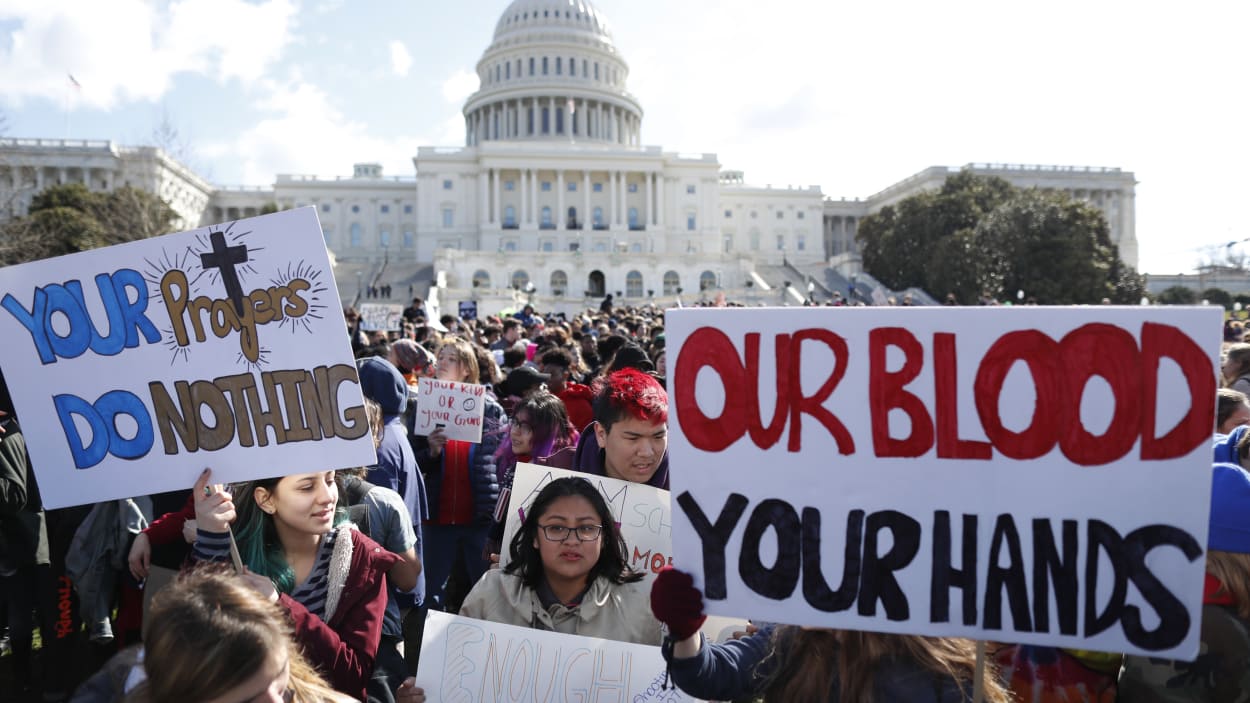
[194,528,338,620]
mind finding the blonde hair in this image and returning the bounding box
[133,567,341,703]
[762,628,1012,703]
[1207,549,1250,619]
[439,337,480,384]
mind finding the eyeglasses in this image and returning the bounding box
[537,524,603,542]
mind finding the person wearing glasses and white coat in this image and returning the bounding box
[458,477,662,645]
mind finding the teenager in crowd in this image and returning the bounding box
[1217,388,1250,435]
[494,391,579,486]
[192,469,398,701]
[543,367,669,489]
[1222,343,1250,395]
[388,338,436,389]
[538,348,594,432]
[1117,462,1250,700]
[72,568,421,703]
[459,477,661,645]
[650,568,1012,702]
[414,337,503,611]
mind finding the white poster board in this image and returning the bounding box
[413,378,488,442]
[500,463,750,642]
[0,208,376,508]
[417,610,696,702]
[666,306,1220,659]
[358,303,403,331]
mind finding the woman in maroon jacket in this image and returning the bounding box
[192,468,401,702]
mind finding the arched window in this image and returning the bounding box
[628,207,639,229]
[700,271,717,291]
[588,270,605,297]
[541,206,553,229]
[626,271,643,298]
[663,271,680,295]
[567,206,578,229]
[504,205,516,227]
[550,270,568,295]
[350,223,362,247]
[379,229,390,248]
[472,269,491,288]
[511,270,530,290]
[593,207,604,229]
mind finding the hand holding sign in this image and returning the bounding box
[414,379,487,443]
[193,468,236,533]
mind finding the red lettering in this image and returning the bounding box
[974,330,1063,460]
[869,328,933,457]
[674,327,746,452]
[1140,322,1215,460]
[1058,324,1142,465]
[744,332,789,448]
[934,333,991,459]
[789,328,854,453]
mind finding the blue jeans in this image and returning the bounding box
[422,523,490,611]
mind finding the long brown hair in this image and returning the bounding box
[761,627,1012,703]
[1207,549,1250,619]
[133,567,341,703]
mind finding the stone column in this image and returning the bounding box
[479,171,489,224]
[530,168,538,225]
[556,170,565,229]
[492,168,501,225]
[645,172,653,227]
[609,170,617,226]
[520,169,529,224]
[619,170,627,225]
[583,170,590,228]
[656,174,664,229]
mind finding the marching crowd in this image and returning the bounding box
[0,295,1248,703]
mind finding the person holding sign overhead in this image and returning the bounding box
[650,567,1012,702]
[191,469,400,702]
[415,337,503,611]
[460,477,663,645]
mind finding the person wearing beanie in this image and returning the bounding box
[1118,462,1250,700]
[389,338,435,388]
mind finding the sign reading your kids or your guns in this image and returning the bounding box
[665,306,1220,660]
[0,208,377,508]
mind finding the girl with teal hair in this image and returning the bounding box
[193,468,403,702]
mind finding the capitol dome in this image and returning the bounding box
[463,0,643,147]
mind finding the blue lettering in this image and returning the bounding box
[55,394,109,469]
[95,390,153,460]
[54,391,154,469]
[111,269,160,349]
[45,281,93,360]
[1,288,54,364]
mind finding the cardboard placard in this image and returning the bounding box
[358,303,403,331]
[417,610,695,702]
[666,306,1220,659]
[0,208,376,508]
[413,377,488,442]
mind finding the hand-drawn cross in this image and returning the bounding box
[200,231,249,316]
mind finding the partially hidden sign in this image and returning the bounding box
[0,208,377,508]
[358,303,403,331]
[414,378,488,443]
[665,306,1220,660]
[417,610,695,702]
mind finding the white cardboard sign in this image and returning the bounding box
[665,306,1220,659]
[358,303,403,331]
[414,378,487,443]
[0,208,376,508]
[417,610,695,703]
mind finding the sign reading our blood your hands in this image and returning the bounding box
[665,306,1220,660]
[0,208,376,508]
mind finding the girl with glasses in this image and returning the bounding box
[459,477,662,645]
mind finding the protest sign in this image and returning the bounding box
[459,300,478,321]
[0,208,376,508]
[500,464,675,576]
[499,464,751,642]
[414,377,487,442]
[666,306,1220,659]
[358,303,403,331]
[417,610,694,703]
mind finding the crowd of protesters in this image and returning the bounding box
[0,292,1248,703]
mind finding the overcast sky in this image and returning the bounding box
[1,0,1246,275]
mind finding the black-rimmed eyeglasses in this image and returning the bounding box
[537,524,603,542]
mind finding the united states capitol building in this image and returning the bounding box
[0,0,1138,314]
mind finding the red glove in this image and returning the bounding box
[650,567,706,640]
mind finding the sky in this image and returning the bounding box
[0,0,1246,276]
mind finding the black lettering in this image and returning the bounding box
[676,491,748,600]
[802,508,863,613]
[738,499,801,600]
[859,510,920,621]
[1121,524,1203,651]
[931,511,978,626]
[984,514,1032,632]
[1085,519,1129,637]
[1032,518,1079,635]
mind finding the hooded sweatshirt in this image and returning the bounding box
[1212,425,1250,466]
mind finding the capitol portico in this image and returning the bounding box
[0,0,1140,315]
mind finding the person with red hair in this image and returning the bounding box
[541,368,669,489]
